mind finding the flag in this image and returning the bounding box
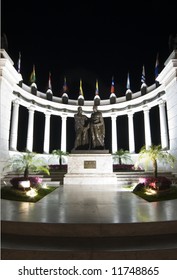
[155,53,159,79]
[79,79,84,96]
[95,79,99,95]
[30,65,36,84]
[110,76,115,93]
[48,72,52,89]
[126,72,130,89]
[63,76,68,92]
[141,65,146,84]
[17,52,21,73]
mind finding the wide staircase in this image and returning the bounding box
[1,169,177,188]
[1,220,177,260]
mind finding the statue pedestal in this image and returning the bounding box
[63,151,117,185]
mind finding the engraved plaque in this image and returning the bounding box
[84,160,96,169]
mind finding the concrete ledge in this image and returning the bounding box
[2,248,177,260]
[2,220,177,237]
[2,232,177,260]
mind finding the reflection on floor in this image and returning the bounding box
[2,185,177,223]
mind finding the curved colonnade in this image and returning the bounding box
[10,80,168,155]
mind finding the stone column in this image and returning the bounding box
[26,106,35,152]
[61,114,67,152]
[128,112,135,153]
[9,99,20,151]
[159,101,169,149]
[143,107,152,149]
[111,115,117,153]
[43,111,51,154]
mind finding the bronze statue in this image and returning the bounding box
[90,105,105,149]
[74,106,89,149]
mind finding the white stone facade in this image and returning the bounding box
[156,51,177,171]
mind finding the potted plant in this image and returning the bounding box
[138,145,175,178]
[112,149,133,171]
[134,144,176,192]
[51,149,69,169]
[3,150,50,189]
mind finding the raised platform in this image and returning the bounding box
[64,152,117,185]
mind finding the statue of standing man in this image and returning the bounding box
[90,105,105,149]
[73,105,105,150]
[73,106,89,150]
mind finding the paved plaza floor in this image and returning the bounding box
[1,184,177,224]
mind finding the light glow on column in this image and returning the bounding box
[10,99,19,151]
[26,106,35,152]
[143,107,152,149]
[61,115,67,152]
[159,101,169,149]
[111,115,117,153]
[128,112,135,153]
[43,111,51,154]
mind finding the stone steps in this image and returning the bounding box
[1,170,66,187]
[2,234,177,260]
[2,220,177,260]
[115,171,177,185]
[45,170,66,184]
[1,174,52,187]
[1,170,177,187]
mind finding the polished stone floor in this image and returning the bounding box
[1,184,177,224]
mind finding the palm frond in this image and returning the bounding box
[138,144,176,175]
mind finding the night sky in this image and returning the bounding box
[1,0,177,152]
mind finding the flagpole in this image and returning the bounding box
[155,53,160,87]
[155,53,159,79]
[17,51,21,73]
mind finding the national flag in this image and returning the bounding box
[155,53,159,79]
[30,65,36,84]
[126,72,130,89]
[17,52,21,73]
[141,65,146,84]
[63,76,68,92]
[48,72,52,89]
[95,79,99,95]
[110,76,115,93]
[79,79,84,96]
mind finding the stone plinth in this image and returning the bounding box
[64,152,117,185]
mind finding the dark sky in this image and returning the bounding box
[2,0,177,100]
